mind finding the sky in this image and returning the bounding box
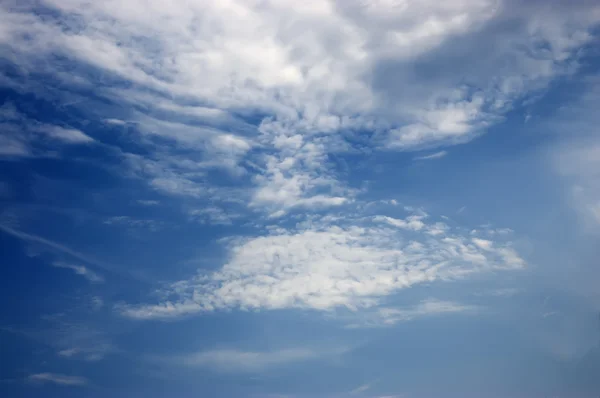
[1,0,600,397]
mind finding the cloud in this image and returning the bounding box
[91,296,104,310]
[137,199,160,206]
[57,343,113,362]
[0,224,146,282]
[414,150,448,160]
[52,262,104,283]
[103,216,163,231]
[3,317,115,363]
[0,1,597,215]
[554,139,600,226]
[119,209,524,320]
[350,382,372,394]
[27,373,88,386]
[176,348,322,372]
[32,125,94,143]
[344,298,478,328]
[0,103,94,158]
[188,207,238,226]
[378,299,478,324]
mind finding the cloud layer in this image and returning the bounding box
[1,0,598,216]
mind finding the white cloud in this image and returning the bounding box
[103,216,163,231]
[377,299,478,324]
[33,125,94,143]
[27,373,88,386]
[52,262,104,283]
[136,199,160,206]
[0,224,121,277]
[344,298,478,328]
[0,135,30,157]
[350,382,372,394]
[188,207,238,226]
[414,150,448,160]
[119,209,524,320]
[176,348,322,372]
[57,343,113,362]
[0,103,94,159]
[1,0,597,213]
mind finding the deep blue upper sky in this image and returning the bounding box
[1,1,600,397]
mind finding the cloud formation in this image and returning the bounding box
[27,373,88,386]
[52,262,104,283]
[0,102,94,158]
[1,0,597,215]
[176,348,325,372]
[120,208,524,320]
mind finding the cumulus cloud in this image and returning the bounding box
[0,0,597,214]
[119,209,524,320]
[27,373,88,386]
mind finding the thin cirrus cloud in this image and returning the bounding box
[175,348,328,373]
[1,1,598,216]
[414,151,448,161]
[52,262,104,283]
[353,299,480,328]
[0,102,94,158]
[27,373,88,386]
[118,208,524,320]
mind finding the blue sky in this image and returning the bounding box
[1,1,600,397]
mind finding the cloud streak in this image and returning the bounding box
[52,262,104,283]
[176,348,325,373]
[414,151,448,161]
[27,373,88,386]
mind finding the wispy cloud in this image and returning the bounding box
[0,224,146,282]
[344,299,478,328]
[27,373,88,386]
[136,199,160,206]
[52,262,104,283]
[32,124,94,143]
[0,103,94,158]
[57,343,113,362]
[0,225,106,270]
[414,151,447,161]
[3,318,115,363]
[350,382,372,394]
[377,299,479,324]
[175,348,325,373]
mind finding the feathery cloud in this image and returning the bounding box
[27,373,88,386]
[52,262,104,283]
[176,348,324,372]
